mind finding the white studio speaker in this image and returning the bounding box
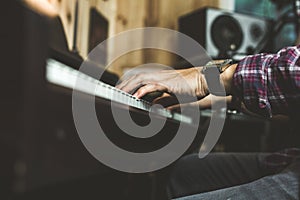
[179,7,272,59]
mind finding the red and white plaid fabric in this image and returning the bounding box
[233,45,300,118]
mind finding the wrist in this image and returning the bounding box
[220,64,238,95]
[201,59,234,96]
[199,71,209,97]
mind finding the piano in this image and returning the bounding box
[2,3,201,192]
[9,49,200,192]
[46,57,193,125]
[2,2,270,197]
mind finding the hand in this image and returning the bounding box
[166,95,233,113]
[116,67,209,99]
[219,64,238,95]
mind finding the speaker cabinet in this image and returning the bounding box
[179,7,271,59]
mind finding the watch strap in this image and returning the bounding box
[202,59,232,96]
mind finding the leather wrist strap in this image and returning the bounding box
[202,59,232,96]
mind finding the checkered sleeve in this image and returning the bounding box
[233,45,300,118]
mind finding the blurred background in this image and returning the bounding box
[22,0,295,76]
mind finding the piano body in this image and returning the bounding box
[2,1,202,195]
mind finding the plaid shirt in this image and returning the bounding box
[233,45,300,118]
[233,46,300,171]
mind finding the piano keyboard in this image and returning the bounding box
[46,58,192,124]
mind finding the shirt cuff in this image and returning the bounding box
[232,54,272,118]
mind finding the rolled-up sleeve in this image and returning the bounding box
[232,45,300,118]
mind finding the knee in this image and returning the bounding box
[167,154,203,196]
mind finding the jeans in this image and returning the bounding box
[168,153,300,200]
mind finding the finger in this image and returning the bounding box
[115,76,137,91]
[119,81,144,94]
[117,74,153,94]
[166,104,182,113]
[142,91,164,103]
[153,95,179,107]
[167,101,201,113]
[133,84,167,99]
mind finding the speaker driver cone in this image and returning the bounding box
[211,15,243,55]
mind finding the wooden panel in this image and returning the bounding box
[142,0,223,73]
[49,0,226,76]
[77,0,90,57]
[106,0,147,76]
[50,0,76,51]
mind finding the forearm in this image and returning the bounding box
[229,45,300,117]
[220,64,238,95]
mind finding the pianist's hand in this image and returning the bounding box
[116,67,209,99]
[166,95,233,112]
